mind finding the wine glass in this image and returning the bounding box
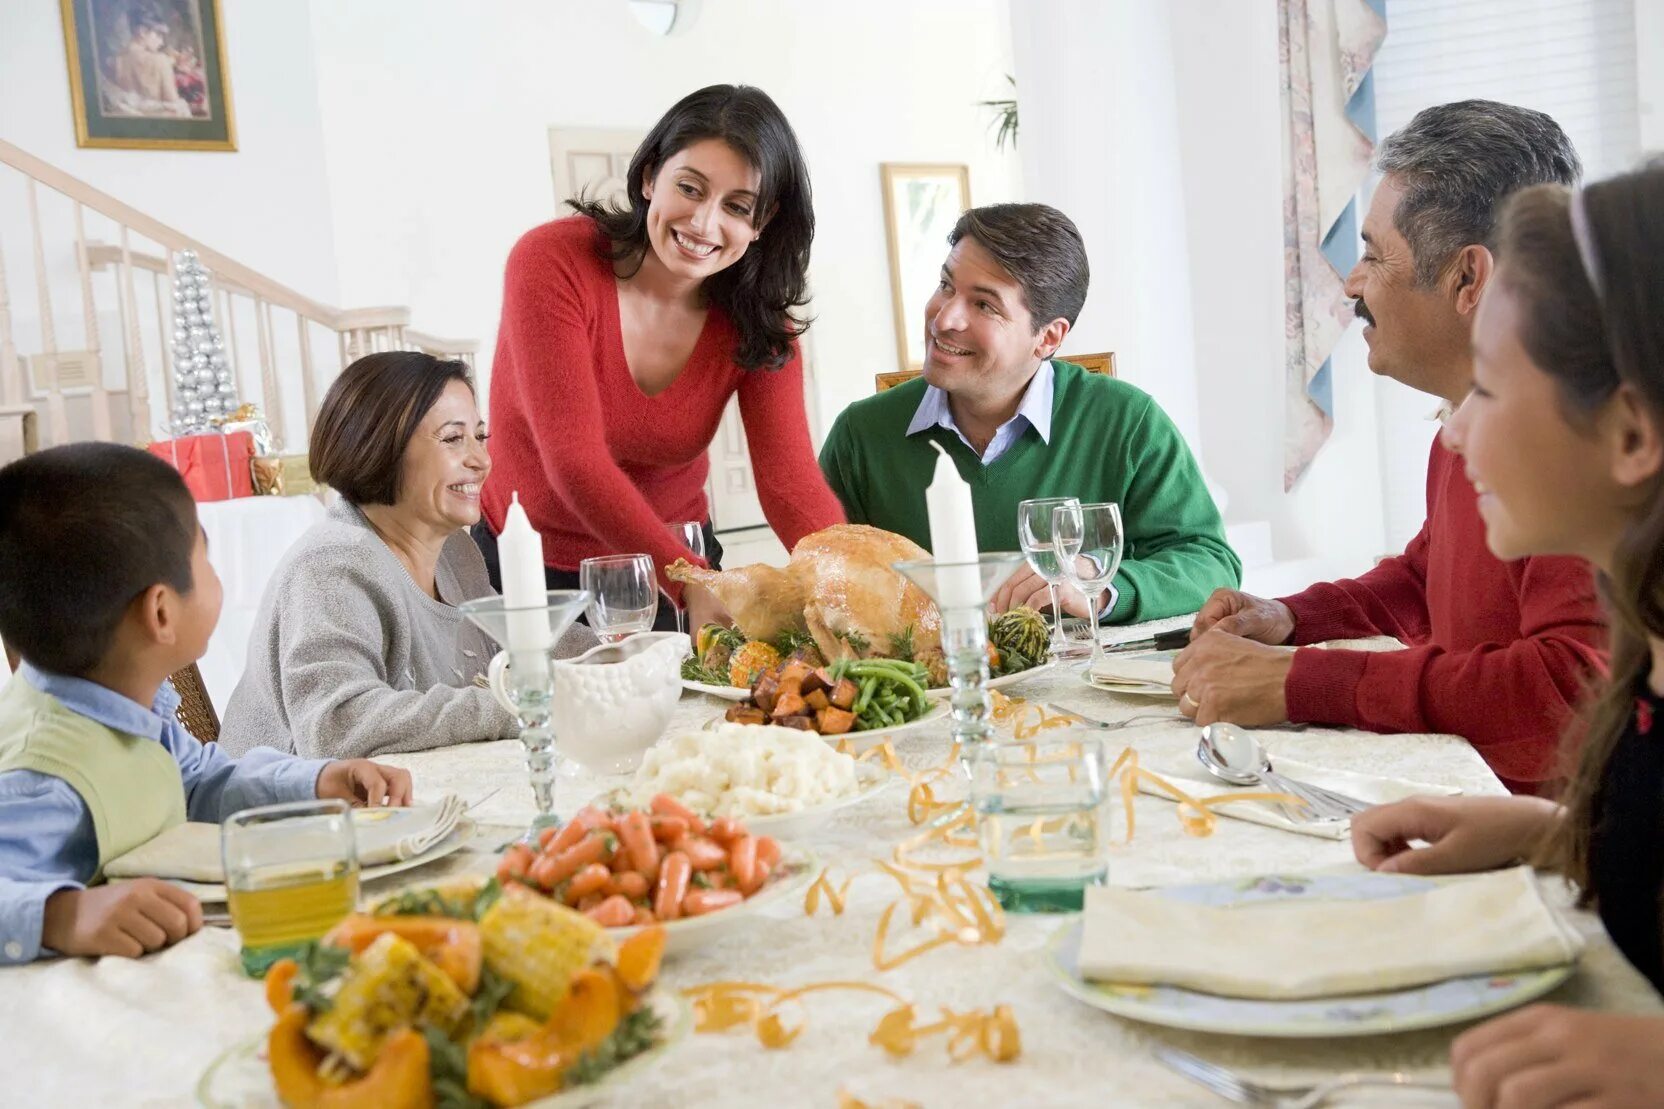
[1052,502,1124,666]
[668,521,706,637]
[1016,496,1084,659]
[579,553,657,643]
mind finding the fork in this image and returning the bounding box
[1155,1046,1449,1107]
[1045,703,1185,730]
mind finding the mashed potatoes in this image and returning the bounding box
[625,723,861,817]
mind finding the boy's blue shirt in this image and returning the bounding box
[0,664,327,963]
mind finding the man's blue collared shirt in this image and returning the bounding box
[904,360,1055,464]
[0,664,327,963]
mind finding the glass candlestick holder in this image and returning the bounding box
[892,553,1027,756]
[459,589,590,836]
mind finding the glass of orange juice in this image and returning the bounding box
[222,799,359,976]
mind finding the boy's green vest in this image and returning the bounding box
[0,678,186,879]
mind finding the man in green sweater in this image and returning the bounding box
[819,203,1238,623]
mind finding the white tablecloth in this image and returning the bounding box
[5,620,1660,1107]
[196,494,326,709]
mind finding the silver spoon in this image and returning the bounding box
[1196,723,1350,822]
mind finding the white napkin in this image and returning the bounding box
[1078,866,1584,999]
[1088,650,1177,695]
[103,794,465,882]
[1138,752,1461,840]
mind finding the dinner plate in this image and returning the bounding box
[925,660,1057,700]
[704,699,951,741]
[195,986,691,1108]
[598,763,895,841]
[135,821,475,904]
[688,662,1056,703]
[1043,871,1577,1038]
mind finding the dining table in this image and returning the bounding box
[4,615,1659,1108]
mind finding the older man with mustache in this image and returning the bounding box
[1171,100,1607,793]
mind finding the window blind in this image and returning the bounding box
[1373,0,1641,180]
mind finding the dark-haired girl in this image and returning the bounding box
[1351,161,1664,1106]
[474,85,844,633]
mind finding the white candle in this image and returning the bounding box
[499,492,553,652]
[925,442,983,611]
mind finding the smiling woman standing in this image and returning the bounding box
[219,352,594,758]
[473,85,844,635]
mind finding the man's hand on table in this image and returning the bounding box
[1453,1005,1664,1108]
[1169,628,1294,726]
[990,565,1107,620]
[1189,588,1296,644]
[1351,795,1563,876]
[317,759,414,807]
[41,879,203,959]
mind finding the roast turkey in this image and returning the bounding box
[666,524,942,664]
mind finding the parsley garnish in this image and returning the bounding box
[290,941,351,1013]
[373,879,501,922]
[423,1025,491,1109]
[841,629,871,654]
[566,1007,664,1086]
[885,626,916,662]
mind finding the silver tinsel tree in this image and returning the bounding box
[167,250,239,435]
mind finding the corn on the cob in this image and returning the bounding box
[480,883,613,1020]
[305,932,468,1071]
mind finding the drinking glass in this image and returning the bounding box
[1052,502,1125,666]
[579,553,657,643]
[1016,496,1085,659]
[223,799,358,976]
[668,521,706,637]
[970,732,1109,911]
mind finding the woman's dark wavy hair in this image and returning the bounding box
[1498,161,1664,901]
[567,84,813,372]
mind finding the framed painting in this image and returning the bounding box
[59,0,236,150]
[880,163,971,371]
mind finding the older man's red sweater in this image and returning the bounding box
[1281,436,1607,793]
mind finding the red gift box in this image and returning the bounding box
[146,430,256,502]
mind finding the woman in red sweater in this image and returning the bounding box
[473,85,844,632]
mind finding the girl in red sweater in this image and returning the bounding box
[474,85,844,633]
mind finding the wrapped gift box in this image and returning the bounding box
[251,453,318,497]
[146,430,256,502]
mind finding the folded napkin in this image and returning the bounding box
[1078,865,1584,999]
[1088,650,1178,695]
[103,794,465,882]
[1139,752,1461,840]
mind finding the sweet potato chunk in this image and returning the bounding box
[801,668,831,696]
[829,678,859,710]
[752,673,780,714]
[804,689,831,712]
[770,690,808,719]
[725,704,769,725]
[779,715,817,731]
[777,659,814,689]
[815,706,856,735]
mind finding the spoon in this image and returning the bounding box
[1196,723,1353,821]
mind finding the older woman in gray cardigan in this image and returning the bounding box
[220,353,593,758]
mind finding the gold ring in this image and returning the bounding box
[1180,692,1199,711]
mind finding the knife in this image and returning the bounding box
[1100,627,1192,654]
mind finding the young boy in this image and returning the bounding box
[0,443,414,964]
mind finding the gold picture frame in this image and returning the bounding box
[60,0,237,151]
[880,163,971,372]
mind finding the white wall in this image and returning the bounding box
[1012,0,1386,583]
[1639,0,1664,151]
[0,0,340,302]
[306,0,1023,426]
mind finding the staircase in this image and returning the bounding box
[0,138,475,460]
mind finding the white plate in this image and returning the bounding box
[598,764,895,842]
[705,699,951,741]
[689,662,1055,703]
[195,986,691,1108]
[1043,871,1577,1038]
[138,821,475,904]
[925,660,1057,699]
[682,678,754,701]
[610,845,820,956]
